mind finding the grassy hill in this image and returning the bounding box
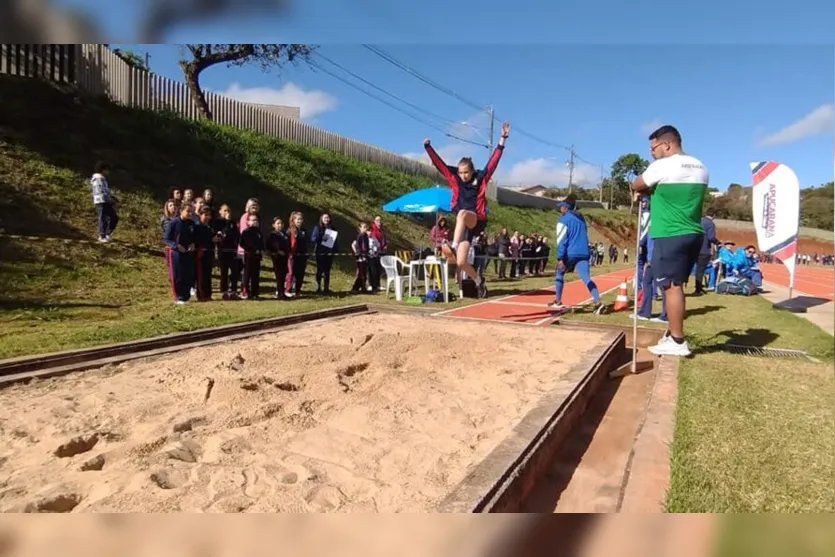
[0,75,634,357]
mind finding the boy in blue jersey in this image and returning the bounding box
[548,195,605,314]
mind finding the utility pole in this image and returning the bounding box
[566,144,575,194]
[599,165,605,203]
[487,105,495,151]
[145,51,151,70]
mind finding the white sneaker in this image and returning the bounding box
[630,314,650,321]
[650,317,668,323]
[175,300,187,305]
[648,335,691,357]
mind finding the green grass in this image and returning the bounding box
[563,290,835,512]
[0,75,636,358]
[715,515,835,557]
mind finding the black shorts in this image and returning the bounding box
[651,233,704,289]
[465,219,487,243]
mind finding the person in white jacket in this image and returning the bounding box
[90,161,118,242]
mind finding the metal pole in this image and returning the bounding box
[487,105,494,151]
[631,198,645,374]
[599,165,605,203]
[567,145,575,194]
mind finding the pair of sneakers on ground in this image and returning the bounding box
[441,240,488,299]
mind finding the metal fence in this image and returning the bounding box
[0,43,441,180]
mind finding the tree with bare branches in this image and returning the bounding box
[178,44,317,120]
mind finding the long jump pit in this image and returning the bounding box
[0,310,623,514]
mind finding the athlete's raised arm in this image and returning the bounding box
[423,138,455,180]
[481,122,510,184]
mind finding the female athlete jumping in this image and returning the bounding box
[423,121,510,299]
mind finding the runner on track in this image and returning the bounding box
[548,194,605,314]
[423,122,511,299]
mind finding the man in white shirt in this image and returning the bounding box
[631,125,708,357]
[90,161,118,242]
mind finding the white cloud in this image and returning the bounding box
[641,119,663,135]
[758,104,835,147]
[220,82,338,120]
[500,158,600,188]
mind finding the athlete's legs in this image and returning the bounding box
[554,265,567,303]
[455,239,478,282]
[451,210,476,246]
[574,258,600,304]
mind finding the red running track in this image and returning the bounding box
[760,263,834,300]
[435,269,633,325]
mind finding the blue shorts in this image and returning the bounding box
[651,233,704,289]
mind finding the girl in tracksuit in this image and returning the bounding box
[637,227,668,322]
[193,205,217,301]
[311,213,337,294]
[267,217,289,299]
[239,214,264,300]
[163,204,196,304]
[215,204,241,300]
[161,199,178,300]
[237,198,260,298]
[351,222,371,292]
[285,211,309,296]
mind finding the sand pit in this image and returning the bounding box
[0,313,609,513]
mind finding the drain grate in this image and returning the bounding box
[720,344,819,362]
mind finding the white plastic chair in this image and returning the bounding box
[380,255,409,301]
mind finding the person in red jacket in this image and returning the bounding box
[423,121,510,298]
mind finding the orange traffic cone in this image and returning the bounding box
[613,280,630,312]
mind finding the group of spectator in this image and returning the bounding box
[157,187,392,303]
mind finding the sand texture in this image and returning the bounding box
[0,313,605,512]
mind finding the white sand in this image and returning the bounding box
[0,313,605,512]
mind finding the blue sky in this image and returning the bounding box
[108,42,834,191]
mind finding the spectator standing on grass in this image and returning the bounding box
[369,215,388,292]
[239,213,264,300]
[693,207,721,296]
[90,161,118,243]
[193,206,217,301]
[267,217,289,299]
[203,188,215,211]
[496,228,510,278]
[631,125,708,357]
[351,222,371,292]
[311,213,337,295]
[163,204,196,305]
[238,198,259,296]
[285,211,309,296]
[635,201,668,323]
[430,216,450,253]
[216,204,241,300]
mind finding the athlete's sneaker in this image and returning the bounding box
[650,316,669,323]
[548,300,569,312]
[441,241,457,264]
[631,314,650,321]
[647,335,691,357]
[477,280,488,299]
[593,303,606,315]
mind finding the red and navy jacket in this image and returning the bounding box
[424,143,505,221]
[163,217,196,251]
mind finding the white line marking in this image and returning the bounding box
[439,314,542,325]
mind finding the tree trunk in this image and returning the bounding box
[183,65,212,120]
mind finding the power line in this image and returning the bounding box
[362,44,572,151]
[362,44,485,112]
[314,52,456,127]
[307,58,488,148]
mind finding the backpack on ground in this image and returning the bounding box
[716,278,742,295]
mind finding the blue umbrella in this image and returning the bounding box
[382,185,451,214]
